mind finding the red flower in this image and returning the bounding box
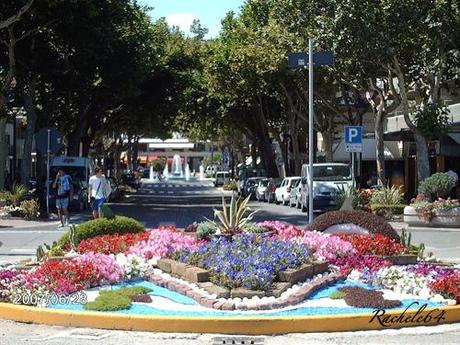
[429,273,460,299]
[77,231,150,255]
[339,234,404,256]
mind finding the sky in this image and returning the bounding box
[139,0,245,38]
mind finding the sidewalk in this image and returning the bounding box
[0,217,60,229]
[390,221,460,232]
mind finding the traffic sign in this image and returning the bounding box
[288,51,335,68]
[344,126,363,152]
[35,128,63,154]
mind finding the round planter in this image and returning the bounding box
[404,206,460,228]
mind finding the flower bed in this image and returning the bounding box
[309,210,400,241]
[174,234,311,291]
[338,234,404,256]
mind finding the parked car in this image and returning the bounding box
[214,171,230,186]
[299,163,353,212]
[275,177,300,205]
[107,177,122,202]
[241,177,264,198]
[121,173,139,188]
[289,179,302,208]
[255,178,270,201]
[264,178,283,203]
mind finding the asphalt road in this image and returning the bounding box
[1,179,460,343]
[1,179,459,265]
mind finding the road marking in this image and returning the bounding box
[10,249,36,253]
[167,191,173,194]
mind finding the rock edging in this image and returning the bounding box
[145,270,346,311]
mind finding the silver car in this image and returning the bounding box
[255,178,269,201]
[289,179,302,208]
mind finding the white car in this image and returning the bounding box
[289,179,302,208]
[299,163,353,212]
[275,177,300,205]
[255,178,269,201]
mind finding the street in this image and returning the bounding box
[1,180,460,265]
[1,180,460,343]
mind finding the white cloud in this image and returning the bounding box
[165,13,198,33]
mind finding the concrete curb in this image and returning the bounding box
[0,221,61,229]
[0,302,459,334]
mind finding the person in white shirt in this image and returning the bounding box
[87,167,111,219]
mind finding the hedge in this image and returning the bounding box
[308,210,400,241]
[55,216,144,250]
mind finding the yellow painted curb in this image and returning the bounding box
[0,302,459,334]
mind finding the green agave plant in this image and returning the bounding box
[207,194,258,236]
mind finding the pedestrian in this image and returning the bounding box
[88,166,111,219]
[53,168,73,228]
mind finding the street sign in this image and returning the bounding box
[35,128,63,154]
[288,51,335,68]
[344,126,363,152]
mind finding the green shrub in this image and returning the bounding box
[370,185,404,206]
[100,286,152,298]
[196,221,217,240]
[84,291,132,311]
[243,222,269,233]
[9,184,28,207]
[84,286,152,312]
[370,204,406,220]
[55,216,144,250]
[335,186,359,210]
[309,210,400,241]
[329,290,345,299]
[419,172,455,199]
[19,199,40,219]
[222,180,238,191]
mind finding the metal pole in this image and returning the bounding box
[308,38,314,224]
[351,152,356,188]
[46,129,50,215]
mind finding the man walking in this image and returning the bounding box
[53,168,73,228]
[88,167,111,219]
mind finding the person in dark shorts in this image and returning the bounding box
[53,168,73,227]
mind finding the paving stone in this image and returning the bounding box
[267,282,291,298]
[202,284,231,298]
[185,267,210,282]
[230,288,265,299]
[221,302,235,311]
[170,261,189,277]
[313,261,329,275]
[278,264,314,284]
[157,258,175,273]
[213,300,226,310]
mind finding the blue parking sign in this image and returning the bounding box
[344,126,363,152]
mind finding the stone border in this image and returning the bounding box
[145,270,346,311]
[1,302,460,334]
[384,255,418,265]
[156,258,330,300]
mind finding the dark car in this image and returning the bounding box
[121,173,139,188]
[264,178,283,203]
[241,177,264,199]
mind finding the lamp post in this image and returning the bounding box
[288,39,335,224]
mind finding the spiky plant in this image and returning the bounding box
[207,194,258,236]
[9,183,28,207]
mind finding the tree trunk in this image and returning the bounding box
[414,131,431,183]
[0,116,7,189]
[21,78,37,184]
[375,111,387,186]
[132,137,139,171]
[291,133,301,175]
[255,103,278,177]
[67,129,81,156]
[321,129,334,162]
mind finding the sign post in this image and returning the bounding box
[288,42,335,224]
[46,129,51,215]
[344,126,363,186]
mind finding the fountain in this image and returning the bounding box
[171,154,183,176]
[185,164,190,181]
[149,165,154,180]
[199,165,205,180]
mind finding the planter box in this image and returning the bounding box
[278,264,314,284]
[384,254,418,265]
[404,206,460,228]
[312,262,329,275]
[230,288,265,299]
[184,267,210,282]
